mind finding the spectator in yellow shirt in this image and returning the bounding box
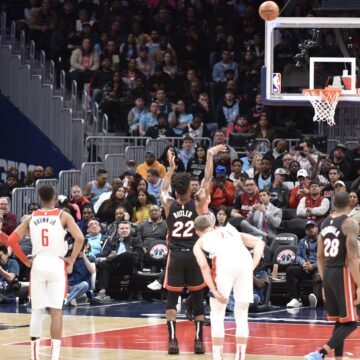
[136,150,166,179]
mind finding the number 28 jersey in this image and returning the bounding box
[167,199,198,250]
[29,208,68,257]
[320,214,348,267]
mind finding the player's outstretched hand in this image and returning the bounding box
[208,144,228,156]
[167,149,176,169]
[354,287,360,305]
[213,289,228,304]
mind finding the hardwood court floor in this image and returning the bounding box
[0,301,360,359]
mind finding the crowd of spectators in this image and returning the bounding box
[0,136,360,306]
[3,0,325,135]
[1,1,360,308]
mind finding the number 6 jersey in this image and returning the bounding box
[29,208,68,257]
[320,214,348,267]
[166,199,198,250]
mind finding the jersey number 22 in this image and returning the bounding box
[172,221,194,238]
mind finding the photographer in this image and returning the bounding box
[64,239,96,307]
[209,166,235,211]
[0,245,28,304]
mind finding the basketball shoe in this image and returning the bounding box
[168,338,179,354]
[304,350,323,359]
[194,339,205,354]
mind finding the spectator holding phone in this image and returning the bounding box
[288,169,310,209]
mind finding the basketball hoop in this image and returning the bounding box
[302,88,341,126]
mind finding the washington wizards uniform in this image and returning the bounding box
[164,199,206,292]
[321,214,358,322]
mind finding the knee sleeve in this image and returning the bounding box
[234,302,249,339]
[210,297,227,338]
[166,291,180,310]
[191,290,204,317]
[30,308,44,338]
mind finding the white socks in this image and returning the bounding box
[51,339,61,360]
[212,345,223,360]
[235,343,246,360]
[31,339,40,360]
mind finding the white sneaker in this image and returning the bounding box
[308,293,317,309]
[286,298,302,308]
[147,280,162,291]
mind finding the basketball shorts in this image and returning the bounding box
[30,256,67,309]
[324,266,358,323]
[212,254,253,304]
[164,249,206,292]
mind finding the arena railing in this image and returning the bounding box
[0,14,85,169]
[85,136,149,163]
[81,162,103,189]
[145,138,170,159]
[35,179,59,194]
[58,170,81,197]
[11,187,37,222]
[124,146,146,168]
[104,154,126,181]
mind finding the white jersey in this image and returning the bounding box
[202,223,251,262]
[29,208,67,257]
[201,223,253,303]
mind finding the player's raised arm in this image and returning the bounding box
[160,149,176,215]
[7,217,31,267]
[239,232,265,270]
[62,211,84,266]
[343,217,360,304]
[195,145,227,214]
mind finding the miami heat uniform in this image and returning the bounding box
[321,214,358,322]
[201,223,253,303]
[164,199,206,291]
[29,208,68,309]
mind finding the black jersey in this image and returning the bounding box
[320,214,348,267]
[166,199,198,249]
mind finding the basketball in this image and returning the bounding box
[259,1,280,21]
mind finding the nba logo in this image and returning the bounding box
[272,73,281,94]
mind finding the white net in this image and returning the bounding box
[302,88,341,126]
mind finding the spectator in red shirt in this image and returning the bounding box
[209,166,235,211]
[0,197,17,235]
[288,169,310,209]
[231,178,260,218]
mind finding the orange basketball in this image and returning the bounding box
[259,1,280,21]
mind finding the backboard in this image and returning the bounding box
[262,17,360,106]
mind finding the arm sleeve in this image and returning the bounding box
[8,232,29,265]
